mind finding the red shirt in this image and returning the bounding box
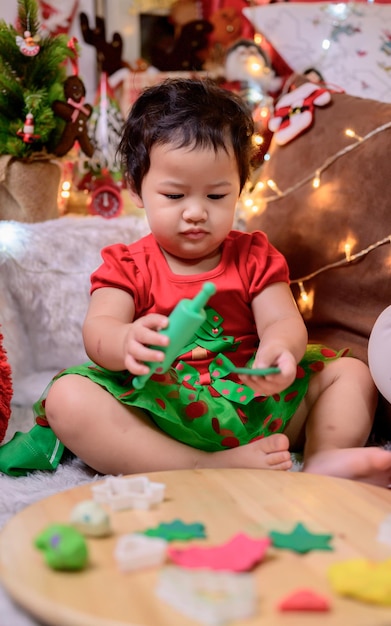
[91,230,289,374]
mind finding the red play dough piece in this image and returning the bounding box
[277,588,331,612]
[168,533,271,571]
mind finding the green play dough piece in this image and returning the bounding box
[34,523,88,570]
[269,522,333,554]
[143,519,206,541]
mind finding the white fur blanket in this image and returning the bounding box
[0,214,150,406]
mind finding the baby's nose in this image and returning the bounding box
[183,202,207,221]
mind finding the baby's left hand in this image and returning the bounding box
[239,349,297,396]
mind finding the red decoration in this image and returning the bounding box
[38,0,79,37]
[17,113,41,143]
[200,0,254,39]
[88,183,122,219]
[0,330,13,443]
[277,588,331,612]
[87,172,123,219]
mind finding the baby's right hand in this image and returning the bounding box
[123,314,169,375]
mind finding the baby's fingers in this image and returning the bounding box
[132,314,169,347]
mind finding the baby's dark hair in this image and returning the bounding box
[118,78,255,195]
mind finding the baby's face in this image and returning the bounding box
[129,141,241,273]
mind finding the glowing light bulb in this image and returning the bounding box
[244,197,254,209]
[345,128,363,141]
[339,236,356,261]
[297,283,314,316]
[322,39,331,50]
[298,281,308,302]
[312,172,320,188]
[250,60,262,74]
[253,133,264,146]
[254,33,263,46]
[267,179,282,196]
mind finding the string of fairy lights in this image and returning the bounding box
[240,120,391,314]
[247,120,391,205]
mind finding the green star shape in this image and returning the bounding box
[269,522,333,554]
[142,519,206,542]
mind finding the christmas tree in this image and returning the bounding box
[0,0,74,159]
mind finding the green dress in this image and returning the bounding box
[33,344,349,453]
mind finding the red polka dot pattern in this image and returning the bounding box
[185,401,208,420]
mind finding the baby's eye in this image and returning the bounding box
[164,194,183,200]
[208,194,226,200]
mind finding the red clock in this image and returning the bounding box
[88,184,123,218]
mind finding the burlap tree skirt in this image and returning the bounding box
[0,155,61,222]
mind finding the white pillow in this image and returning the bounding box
[368,306,391,405]
[243,3,391,102]
[0,215,150,406]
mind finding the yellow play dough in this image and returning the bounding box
[328,558,391,605]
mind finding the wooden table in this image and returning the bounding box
[1,468,391,626]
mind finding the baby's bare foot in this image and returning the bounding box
[303,447,391,487]
[204,433,292,471]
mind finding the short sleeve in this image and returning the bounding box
[243,231,290,298]
[90,243,151,310]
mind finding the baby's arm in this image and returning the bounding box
[82,287,169,374]
[240,282,308,395]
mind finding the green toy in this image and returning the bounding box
[133,282,217,389]
[133,283,282,388]
[34,523,89,571]
[228,366,281,376]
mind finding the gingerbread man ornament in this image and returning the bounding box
[53,75,94,157]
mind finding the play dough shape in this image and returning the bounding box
[277,588,331,611]
[143,519,206,541]
[269,522,333,554]
[91,475,165,511]
[328,558,391,606]
[34,524,88,571]
[168,533,271,571]
[70,500,111,537]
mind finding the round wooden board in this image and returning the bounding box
[1,468,391,626]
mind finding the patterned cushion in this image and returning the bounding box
[243,3,391,102]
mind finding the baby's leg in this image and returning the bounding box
[45,375,292,475]
[297,357,391,486]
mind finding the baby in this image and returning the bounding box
[37,78,391,486]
